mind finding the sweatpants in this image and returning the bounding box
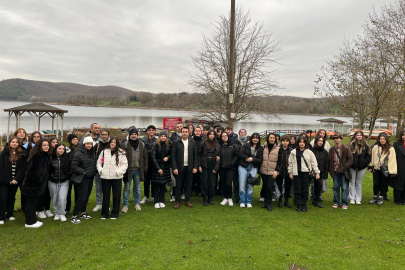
[48,181,69,215]
[219,168,234,199]
[153,183,166,204]
[373,170,388,197]
[201,160,216,200]
[72,178,93,216]
[349,168,366,201]
[293,172,310,205]
[101,178,122,218]
[175,167,193,202]
[25,196,40,225]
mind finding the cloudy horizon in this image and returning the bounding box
[0,0,392,97]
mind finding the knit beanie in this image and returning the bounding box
[129,128,139,136]
[147,125,156,131]
[83,136,93,144]
[68,134,78,144]
[159,131,168,137]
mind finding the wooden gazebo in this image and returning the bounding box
[4,102,68,142]
[317,118,347,134]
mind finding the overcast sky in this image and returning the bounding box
[0,0,393,97]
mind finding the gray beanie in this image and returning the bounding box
[159,131,168,137]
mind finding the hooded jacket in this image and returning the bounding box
[21,151,50,196]
[0,144,28,185]
[219,140,239,170]
[71,144,98,179]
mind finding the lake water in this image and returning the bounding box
[0,101,357,135]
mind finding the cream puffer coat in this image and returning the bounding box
[368,146,397,174]
[97,149,128,179]
[288,149,320,176]
[260,143,280,175]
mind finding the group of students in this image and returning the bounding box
[0,122,404,228]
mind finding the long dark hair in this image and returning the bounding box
[107,137,126,166]
[377,133,391,154]
[397,129,405,143]
[28,138,49,162]
[314,135,325,149]
[8,136,22,163]
[206,129,217,149]
[83,143,94,159]
[296,136,309,150]
[27,131,41,153]
[249,133,261,148]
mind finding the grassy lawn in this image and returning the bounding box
[1,137,403,269]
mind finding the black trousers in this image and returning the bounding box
[0,183,19,221]
[393,189,405,204]
[262,174,276,204]
[72,178,93,216]
[65,183,79,213]
[373,170,388,197]
[293,172,310,205]
[201,160,216,199]
[20,186,27,212]
[313,178,323,201]
[219,168,235,199]
[192,171,202,195]
[276,175,292,200]
[144,161,154,198]
[233,170,240,201]
[153,183,166,203]
[36,181,51,212]
[175,167,193,202]
[25,196,40,225]
[101,179,121,218]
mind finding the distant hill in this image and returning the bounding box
[0,78,137,102]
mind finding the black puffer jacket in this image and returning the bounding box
[71,144,97,179]
[238,143,264,168]
[311,146,329,179]
[219,140,239,170]
[142,136,157,163]
[152,142,171,184]
[21,152,50,196]
[94,140,109,159]
[347,142,372,170]
[0,144,28,185]
[199,141,220,171]
[49,152,71,183]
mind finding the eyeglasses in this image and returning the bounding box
[33,135,40,138]
[101,134,109,136]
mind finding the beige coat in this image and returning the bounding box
[288,149,320,176]
[260,143,280,175]
[368,146,397,174]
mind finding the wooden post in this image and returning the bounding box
[61,113,64,143]
[227,0,236,128]
[56,113,59,139]
[52,113,55,135]
[7,111,11,141]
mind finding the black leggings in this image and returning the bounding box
[373,170,388,197]
[153,183,166,203]
[219,168,235,199]
[72,178,93,216]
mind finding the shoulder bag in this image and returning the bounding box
[378,150,389,178]
[302,154,316,181]
[70,173,83,185]
[334,148,352,182]
[247,173,261,186]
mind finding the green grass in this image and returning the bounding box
[1,137,403,269]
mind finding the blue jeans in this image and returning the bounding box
[238,164,257,204]
[333,173,348,206]
[122,170,141,206]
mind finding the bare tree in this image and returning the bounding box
[189,8,281,123]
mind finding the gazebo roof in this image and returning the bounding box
[4,102,68,113]
[317,118,347,124]
[376,118,397,123]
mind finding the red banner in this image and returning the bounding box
[185,120,193,125]
[163,118,182,130]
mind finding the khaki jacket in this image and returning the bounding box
[260,143,280,175]
[368,146,397,174]
[288,149,320,176]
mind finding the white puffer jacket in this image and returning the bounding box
[97,149,128,179]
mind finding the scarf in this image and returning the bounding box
[129,138,139,151]
[239,136,248,144]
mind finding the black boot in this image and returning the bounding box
[278,198,283,208]
[302,204,307,212]
[208,198,215,205]
[267,204,272,211]
[313,201,324,208]
[296,204,302,212]
[284,198,292,208]
[262,203,268,209]
[202,197,208,206]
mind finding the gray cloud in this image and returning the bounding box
[0,0,391,97]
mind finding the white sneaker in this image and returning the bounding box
[93,204,102,212]
[350,199,355,205]
[25,221,43,228]
[228,199,234,206]
[8,217,15,221]
[259,197,265,202]
[170,197,175,202]
[135,204,142,211]
[122,205,128,213]
[45,210,54,217]
[154,203,160,209]
[220,198,228,205]
[159,203,165,208]
[140,197,149,204]
[0,220,4,225]
[60,215,67,222]
[356,200,361,205]
[181,195,185,200]
[37,211,47,219]
[240,203,246,208]
[101,217,107,220]
[247,204,252,208]
[54,214,60,221]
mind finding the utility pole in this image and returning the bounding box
[228,0,236,128]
